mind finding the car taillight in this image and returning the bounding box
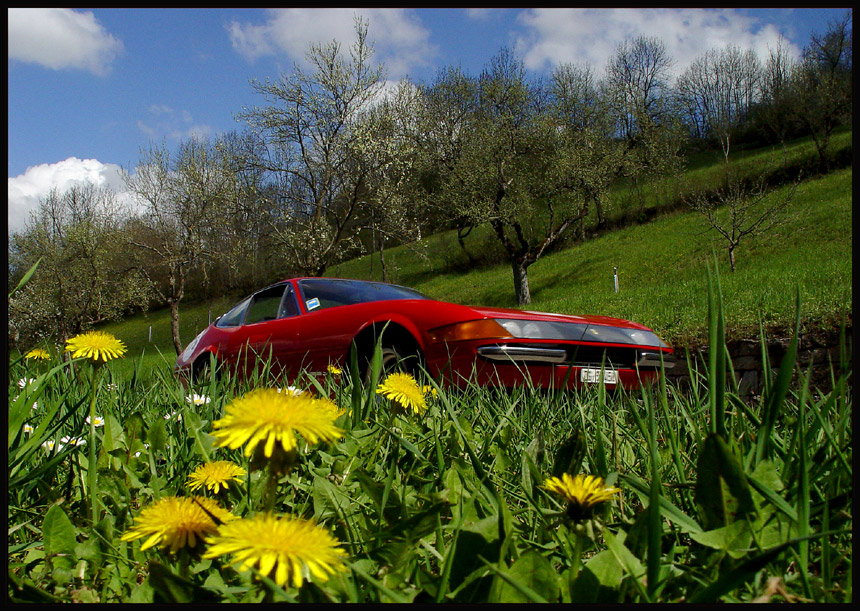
[428,319,514,343]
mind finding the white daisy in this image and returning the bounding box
[86,415,105,427]
[185,394,211,406]
[42,439,62,453]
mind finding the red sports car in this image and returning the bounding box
[174,277,675,389]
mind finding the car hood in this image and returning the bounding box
[466,305,652,330]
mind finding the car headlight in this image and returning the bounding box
[496,318,667,347]
[581,325,668,347]
[496,319,588,341]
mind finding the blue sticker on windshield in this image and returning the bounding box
[306,298,320,311]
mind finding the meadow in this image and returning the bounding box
[7,266,853,602]
[8,131,852,602]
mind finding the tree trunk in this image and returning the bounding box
[512,261,531,306]
[457,225,476,265]
[169,300,183,355]
[378,235,388,283]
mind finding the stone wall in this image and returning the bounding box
[665,326,853,398]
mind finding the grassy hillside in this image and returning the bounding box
[331,168,851,345]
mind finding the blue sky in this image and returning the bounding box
[7,7,851,233]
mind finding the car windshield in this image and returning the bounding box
[298,279,429,312]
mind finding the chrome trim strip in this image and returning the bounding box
[637,350,677,369]
[477,345,569,364]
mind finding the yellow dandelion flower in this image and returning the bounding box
[203,513,347,589]
[327,364,342,376]
[120,496,236,553]
[187,461,247,494]
[541,473,621,522]
[25,348,51,360]
[376,372,428,414]
[211,389,343,459]
[65,331,127,363]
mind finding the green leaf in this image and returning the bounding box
[9,257,41,297]
[552,429,587,479]
[448,512,502,597]
[602,528,649,602]
[42,503,77,559]
[521,431,545,494]
[695,433,756,530]
[688,538,802,603]
[747,460,797,522]
[570,550,624,603]
[620,474,703,534]
[148,560,220,603]
[707,255,727,438]
[183,410,213,462]
[487,550,558,602]
[689,520,753,559]
[146,418,167,454]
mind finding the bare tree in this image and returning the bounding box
[413,66,481,263]
[351,80,425,281]
[605,36,674,141]
[603,36,677,224]
[124,138,228,354]
[675,45,762,169]
[237,17,384,277]
[689,172,800,272]
[754,36,800,150]
[210,130,279,292]
[790,10,852,169]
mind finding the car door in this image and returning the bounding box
[226,283,302,379]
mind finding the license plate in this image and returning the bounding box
[580,368,618,385]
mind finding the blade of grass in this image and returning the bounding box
[706,254,727,438]
[755,290,801,464]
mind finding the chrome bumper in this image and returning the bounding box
[476,345,677,369]
[477,345,569,364]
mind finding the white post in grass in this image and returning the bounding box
[148,325,152,342]
[613,266,619,293]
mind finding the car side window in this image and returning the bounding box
[278,284,300,318]
[244,285,288,325]
[216,297,252,328]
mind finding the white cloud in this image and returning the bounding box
[7,158,132,234]
[515,8,802,77]
[227,8,435,78]
[7,8,123,76]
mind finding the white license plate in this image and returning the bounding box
[580,368,618,385]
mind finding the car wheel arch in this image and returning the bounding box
[349,320,424,378]
[192,350,220,382]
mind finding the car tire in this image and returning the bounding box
[364,341,422,386]
[192,353,219,385]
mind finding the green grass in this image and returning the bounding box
[7,264,853,603]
